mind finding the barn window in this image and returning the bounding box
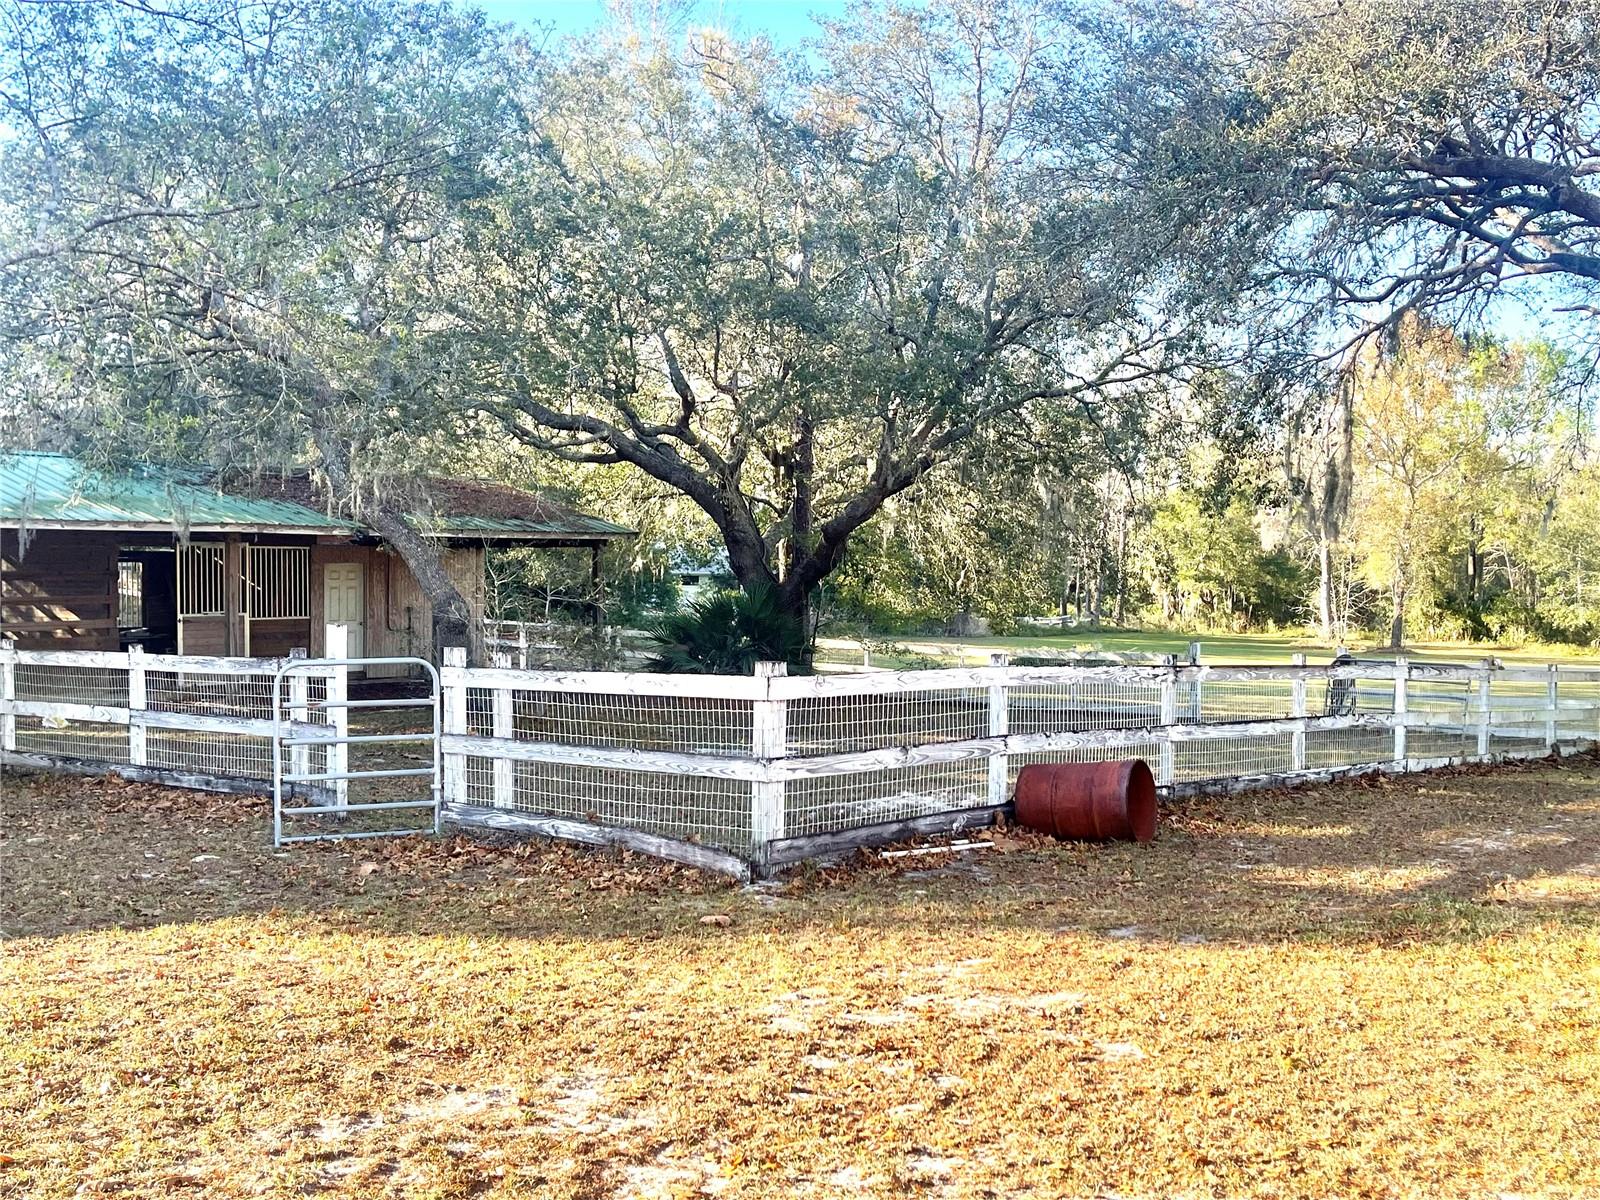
[177,544,226,616]
[244,546,310,619]
[117,561,144,627]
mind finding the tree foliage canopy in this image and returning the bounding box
[5,0,1600,658]
[1065,0,1600,345]
[458,2,1209,628]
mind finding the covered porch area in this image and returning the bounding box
[1,452,635,672]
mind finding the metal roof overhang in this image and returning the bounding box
[423,530,634,544]
[0,519,360,536]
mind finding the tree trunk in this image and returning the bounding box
[205,306,483,668]
[1389,584,1405,650]
[777,579,814,664]
[372,505,477,664]
[785,419,817,664]
[312,431,480,666]
[1113,508,1128,626]
[1318,537,1335,640]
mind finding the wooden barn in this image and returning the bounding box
[0,451,631,673]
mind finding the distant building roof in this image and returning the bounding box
[0,452,634,542]
[668,546,731,576]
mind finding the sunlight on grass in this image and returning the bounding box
[1252,862,1454,894]
[1222,821,1365,840]
[4,760,1600,1198]
[818,626,1600,669]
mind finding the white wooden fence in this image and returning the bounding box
[483,618,651,670]
[0,639,345,793]
[8,638,1600,881]
[438,650,1600,879]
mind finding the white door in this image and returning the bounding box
[323,563,366,659]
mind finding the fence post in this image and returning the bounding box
[1477,660,1493,760]
[0,638,15,753]
[1158,659,1177,786]
[750,661,788,874]
[987,652,1009,806]
[517,624,529,672]
[491,679,514,809]
[1547,665,1560,752]
[286,647,310,785]
[442,646,468,809]
[326,623,350,807]
[1187,642,1203,721]
[127,645,147,767]
[1393,655,1408,766]
[1290,652,1307,773]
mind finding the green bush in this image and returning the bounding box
[642,585,808,674]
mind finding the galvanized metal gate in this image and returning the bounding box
[272,656,441,846]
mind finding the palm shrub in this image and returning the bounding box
[642,585,808,674]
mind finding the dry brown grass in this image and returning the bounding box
[4,756,1600,1199]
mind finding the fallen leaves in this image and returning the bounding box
[5,758,1600,1199]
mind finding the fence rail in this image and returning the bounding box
[439,650,1600,879]
[1,639,345,792]
[8,639,1600,880]
[483,618,653,670]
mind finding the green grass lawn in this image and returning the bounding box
[817,626,1600,670]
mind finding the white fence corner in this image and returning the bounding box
[750,660,789,865]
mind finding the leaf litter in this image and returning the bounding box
[4,755,1600,1198]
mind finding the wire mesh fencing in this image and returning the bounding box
[439,654,1600,877]
[1,642,338,786]
[8,641,1599,878]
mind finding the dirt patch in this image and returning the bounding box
[0,768,732,940]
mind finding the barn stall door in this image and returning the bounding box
[243,546,310,656]
[176,545,226,654]
[323,563,366,659]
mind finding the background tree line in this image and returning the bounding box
[815,318,1599,646]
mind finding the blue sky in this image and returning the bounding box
[469,0,854,43]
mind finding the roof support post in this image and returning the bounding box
[224,535,246,656]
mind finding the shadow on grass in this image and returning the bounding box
[4,752,1600,947]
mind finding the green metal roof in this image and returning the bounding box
[0,451,355,533]
[247,472,634,541]
[0,451,635,541]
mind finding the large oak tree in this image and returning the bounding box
[3,0,1230,663]
[456,1,1209,639]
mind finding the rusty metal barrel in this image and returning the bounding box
[1012,759,1157,843]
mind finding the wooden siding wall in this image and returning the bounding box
[1,530,120,649]
[247,618,312,658]
[179,615,228,655]
[310,545,485,674]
